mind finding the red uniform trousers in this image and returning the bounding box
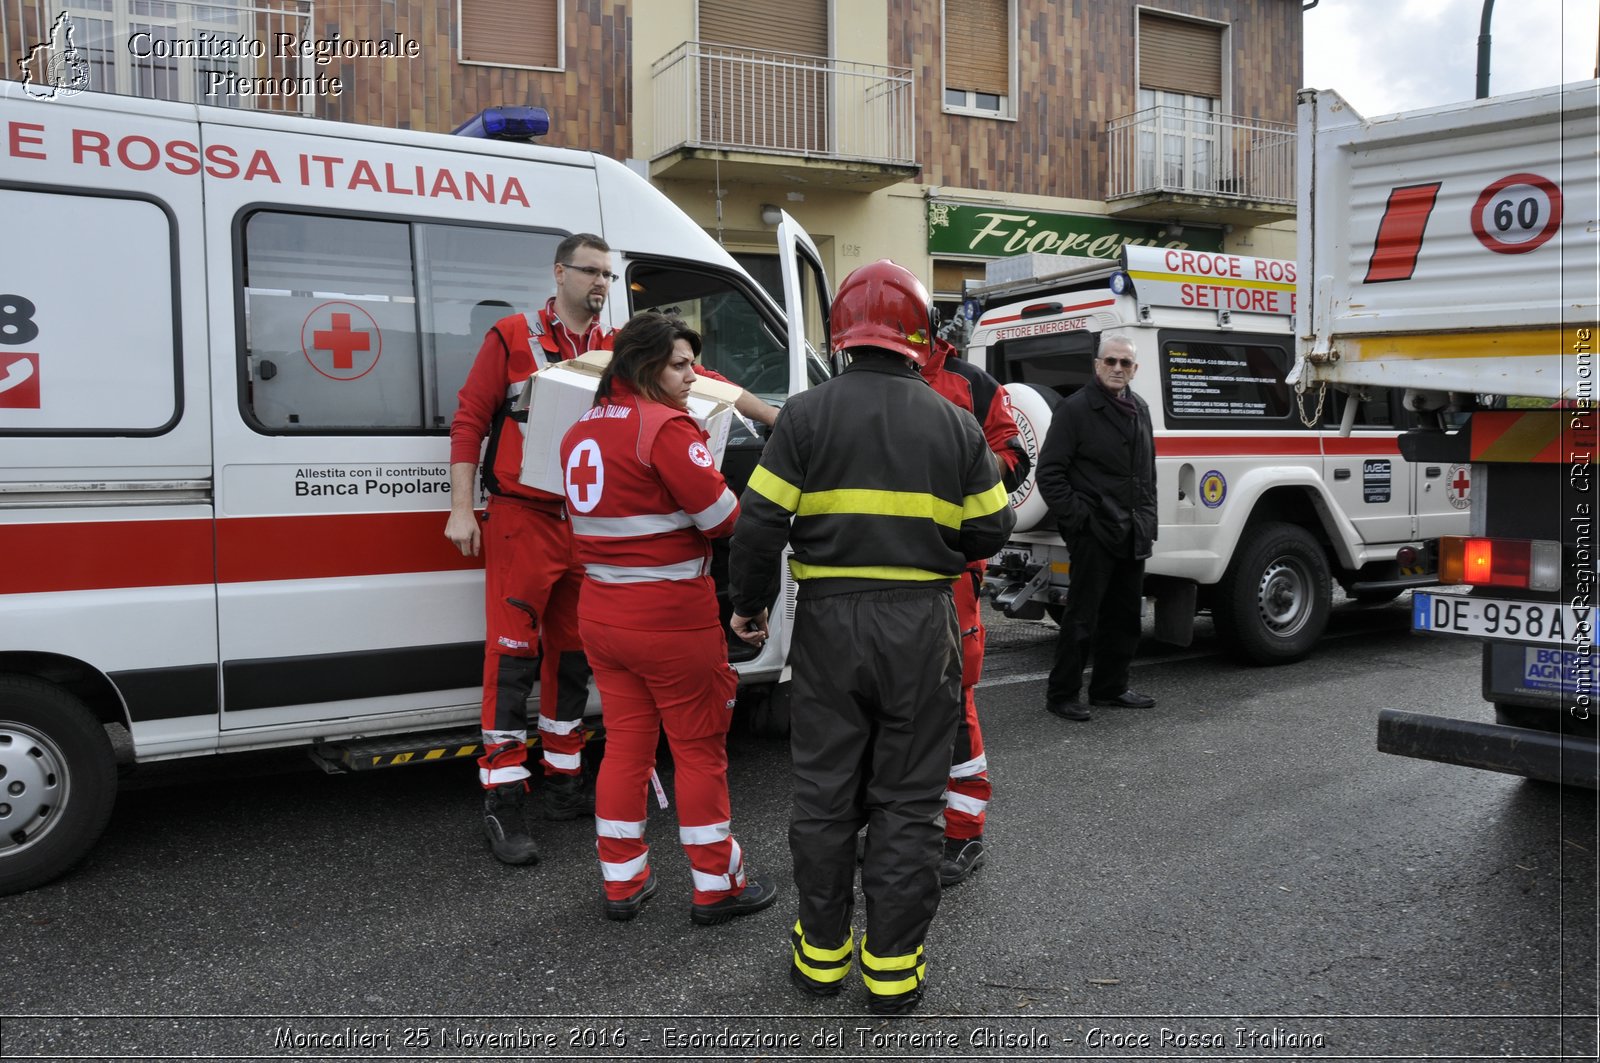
[477,495,589,787]
[946,567,991,841]
[580,617,745,905]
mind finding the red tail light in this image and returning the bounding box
[1438,536,1561,590]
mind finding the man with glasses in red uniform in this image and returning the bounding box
[446,233,618,864]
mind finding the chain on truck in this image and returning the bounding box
[965,245,1468,665]
[1293,80,1599,789]
[0,85,836,895]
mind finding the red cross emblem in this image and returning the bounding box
[565,440,604,513]
[301,302,382,381]
[1447,464,1472,510]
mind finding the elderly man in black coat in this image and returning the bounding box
[1036,334,1158,721]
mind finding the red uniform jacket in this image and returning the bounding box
[923,338,1028,486]
[559,381,741,630]
[450,300,613,503]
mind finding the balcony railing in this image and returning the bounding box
[1107,106,1295,204]
[4,0,316,115]
[651,41,914,167]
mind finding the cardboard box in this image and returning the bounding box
[517,351,737,495]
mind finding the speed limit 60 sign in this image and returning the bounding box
[1470,172,1563,255]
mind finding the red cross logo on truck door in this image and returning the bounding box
[564,440,604,514]
[301,301,382,381]
[1447,464,1472,510]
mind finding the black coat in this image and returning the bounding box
[1036,381,1157,559]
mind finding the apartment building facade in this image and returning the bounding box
[3,0,1301,316]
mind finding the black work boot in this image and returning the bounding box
[939,835,987,888]
[541,772,595,821]
[482,783,540,865]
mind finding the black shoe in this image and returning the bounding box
[542,772,595,821]
[1046,699,1092,721]
[1091,689,1156,709]
[482,783,540,866]
[790,964,843,998]
[690,870,780,926]
[866,982,925,1016]
[602,871,657,922]
[939,836,986,888]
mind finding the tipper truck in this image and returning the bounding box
[1292,80,1600,787]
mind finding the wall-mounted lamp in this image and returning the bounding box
[760,204,783,226]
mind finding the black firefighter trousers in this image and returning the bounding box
[788,584,961,1000]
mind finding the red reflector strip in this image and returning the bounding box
[981,297,1116,325]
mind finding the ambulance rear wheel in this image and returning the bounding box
[0,677,117,896]
[1213,522,1331,665]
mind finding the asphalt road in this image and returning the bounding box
[2,595,1596,1061]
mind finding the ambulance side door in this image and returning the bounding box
[201,119,601,735]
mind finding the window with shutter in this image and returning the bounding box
[1135,13,1226,195]
[460,0,561,71]
[697,0,829,152]
[943,0,1013,118]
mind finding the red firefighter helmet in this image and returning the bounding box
[830,259,935,366]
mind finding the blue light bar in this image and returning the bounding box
[452,106,551,140]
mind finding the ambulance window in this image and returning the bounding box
[0,188,178,436]
[239,211,557,433]
[1159,333,1296,427]
[626,263,814,399]
[991,332,1098,400]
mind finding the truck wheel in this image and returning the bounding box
[1213,522,1331,665]
[0,677,117,895]
[1044,603,1067,626]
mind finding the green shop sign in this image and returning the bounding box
[926,201,1223,258]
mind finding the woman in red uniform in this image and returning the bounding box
[560,312,779,924]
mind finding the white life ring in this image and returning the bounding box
[1000,382,1058,533]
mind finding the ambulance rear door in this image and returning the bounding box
[0,87,219,757]
[201,114,603,735]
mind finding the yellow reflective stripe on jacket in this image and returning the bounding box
[788,562,957,583]
[747,465,802,513]
[963,480,1011,519]
[797,488,963,528]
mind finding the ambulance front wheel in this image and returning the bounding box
[1213,522,1332,665]
[0,677,117,896]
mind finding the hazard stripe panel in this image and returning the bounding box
[1470,410,1597,464]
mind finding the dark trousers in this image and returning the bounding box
[788,586,960,963]
[1046,534,1144,703]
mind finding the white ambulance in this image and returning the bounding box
[966,246,1470,663]
[0,85,832,894]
